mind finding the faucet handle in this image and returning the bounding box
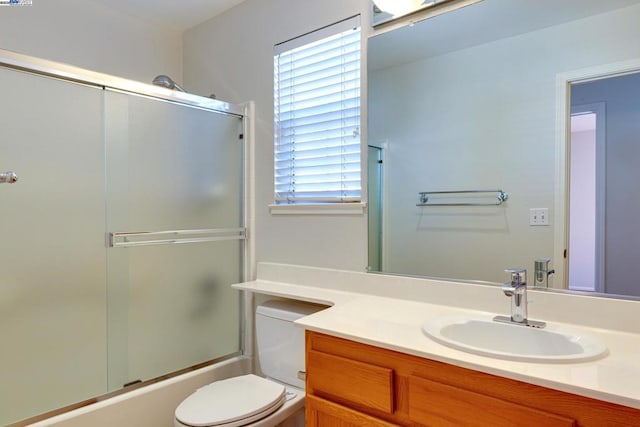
[504,268,526,285]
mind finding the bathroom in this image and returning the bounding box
[1,0,640,426]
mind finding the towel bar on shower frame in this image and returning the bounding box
[108,228,246,248]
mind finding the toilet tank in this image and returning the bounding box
[256,299,326,389]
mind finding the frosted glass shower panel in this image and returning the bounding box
[105,90,244,389]
[106,91,243,231]
[114,241,242,384]
[0,68,107,425]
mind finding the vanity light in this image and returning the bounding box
[374,0,429,17]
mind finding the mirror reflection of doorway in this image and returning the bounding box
[569,71,640,297]
[569,106,604,292]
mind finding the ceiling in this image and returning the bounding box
[92,0,248,31]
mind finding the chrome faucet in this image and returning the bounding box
[494,268,546,328]
[503,268,528,323]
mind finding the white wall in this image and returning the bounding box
[368,4,640,283]
[183,0,371,274]
[0,0,182,83]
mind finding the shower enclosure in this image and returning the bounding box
[0,51,246,425]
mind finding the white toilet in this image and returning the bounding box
[174,299,325,427]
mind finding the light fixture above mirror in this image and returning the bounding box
[371,0,481,27]
[374,0,428,18]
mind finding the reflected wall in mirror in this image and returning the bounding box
[367,0,640,298]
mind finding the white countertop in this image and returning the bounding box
[234,275,640,410]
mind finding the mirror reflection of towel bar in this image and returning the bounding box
[417,190,508,207]
[108,228,246,248]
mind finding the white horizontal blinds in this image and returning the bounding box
[274,18,361,204]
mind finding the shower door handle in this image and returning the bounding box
[0,171,18,184]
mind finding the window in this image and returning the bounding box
[274,17,361,205]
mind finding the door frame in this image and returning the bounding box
[554,59,640,291]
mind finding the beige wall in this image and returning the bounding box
[0,0,182,83]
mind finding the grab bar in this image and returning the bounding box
[417,190,508,207]
[108,227,246,248]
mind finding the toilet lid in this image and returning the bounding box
[175,374,286,427]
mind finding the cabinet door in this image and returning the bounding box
[306,331,640,427]
[306,395,400,427]
[408,376,576,427]
[307,349,394,414]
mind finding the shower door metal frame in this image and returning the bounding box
[0,47,243,117]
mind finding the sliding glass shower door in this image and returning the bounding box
[0,68,107,424]
[0,64,245,425]
[104,90,244,389]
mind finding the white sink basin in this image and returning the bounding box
[422,314,608,363]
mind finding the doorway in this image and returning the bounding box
[568,105,605,292]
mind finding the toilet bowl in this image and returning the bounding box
[174,300,325,427]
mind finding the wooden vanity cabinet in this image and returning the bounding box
[305,331,640,427]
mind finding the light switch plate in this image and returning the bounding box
[529,208,549,226]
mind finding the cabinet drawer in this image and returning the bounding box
[408,376,576,427]
[306,395,400,427]
[307,349,394,414]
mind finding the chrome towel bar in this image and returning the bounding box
[108,227,246,248]
[417,190,508,207]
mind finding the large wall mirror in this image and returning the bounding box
[367,0,640,299]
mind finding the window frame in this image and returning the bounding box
[271,16,365,215]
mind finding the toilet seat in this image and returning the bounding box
[175,374,287,427]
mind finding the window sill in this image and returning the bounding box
[269,202,367,216]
